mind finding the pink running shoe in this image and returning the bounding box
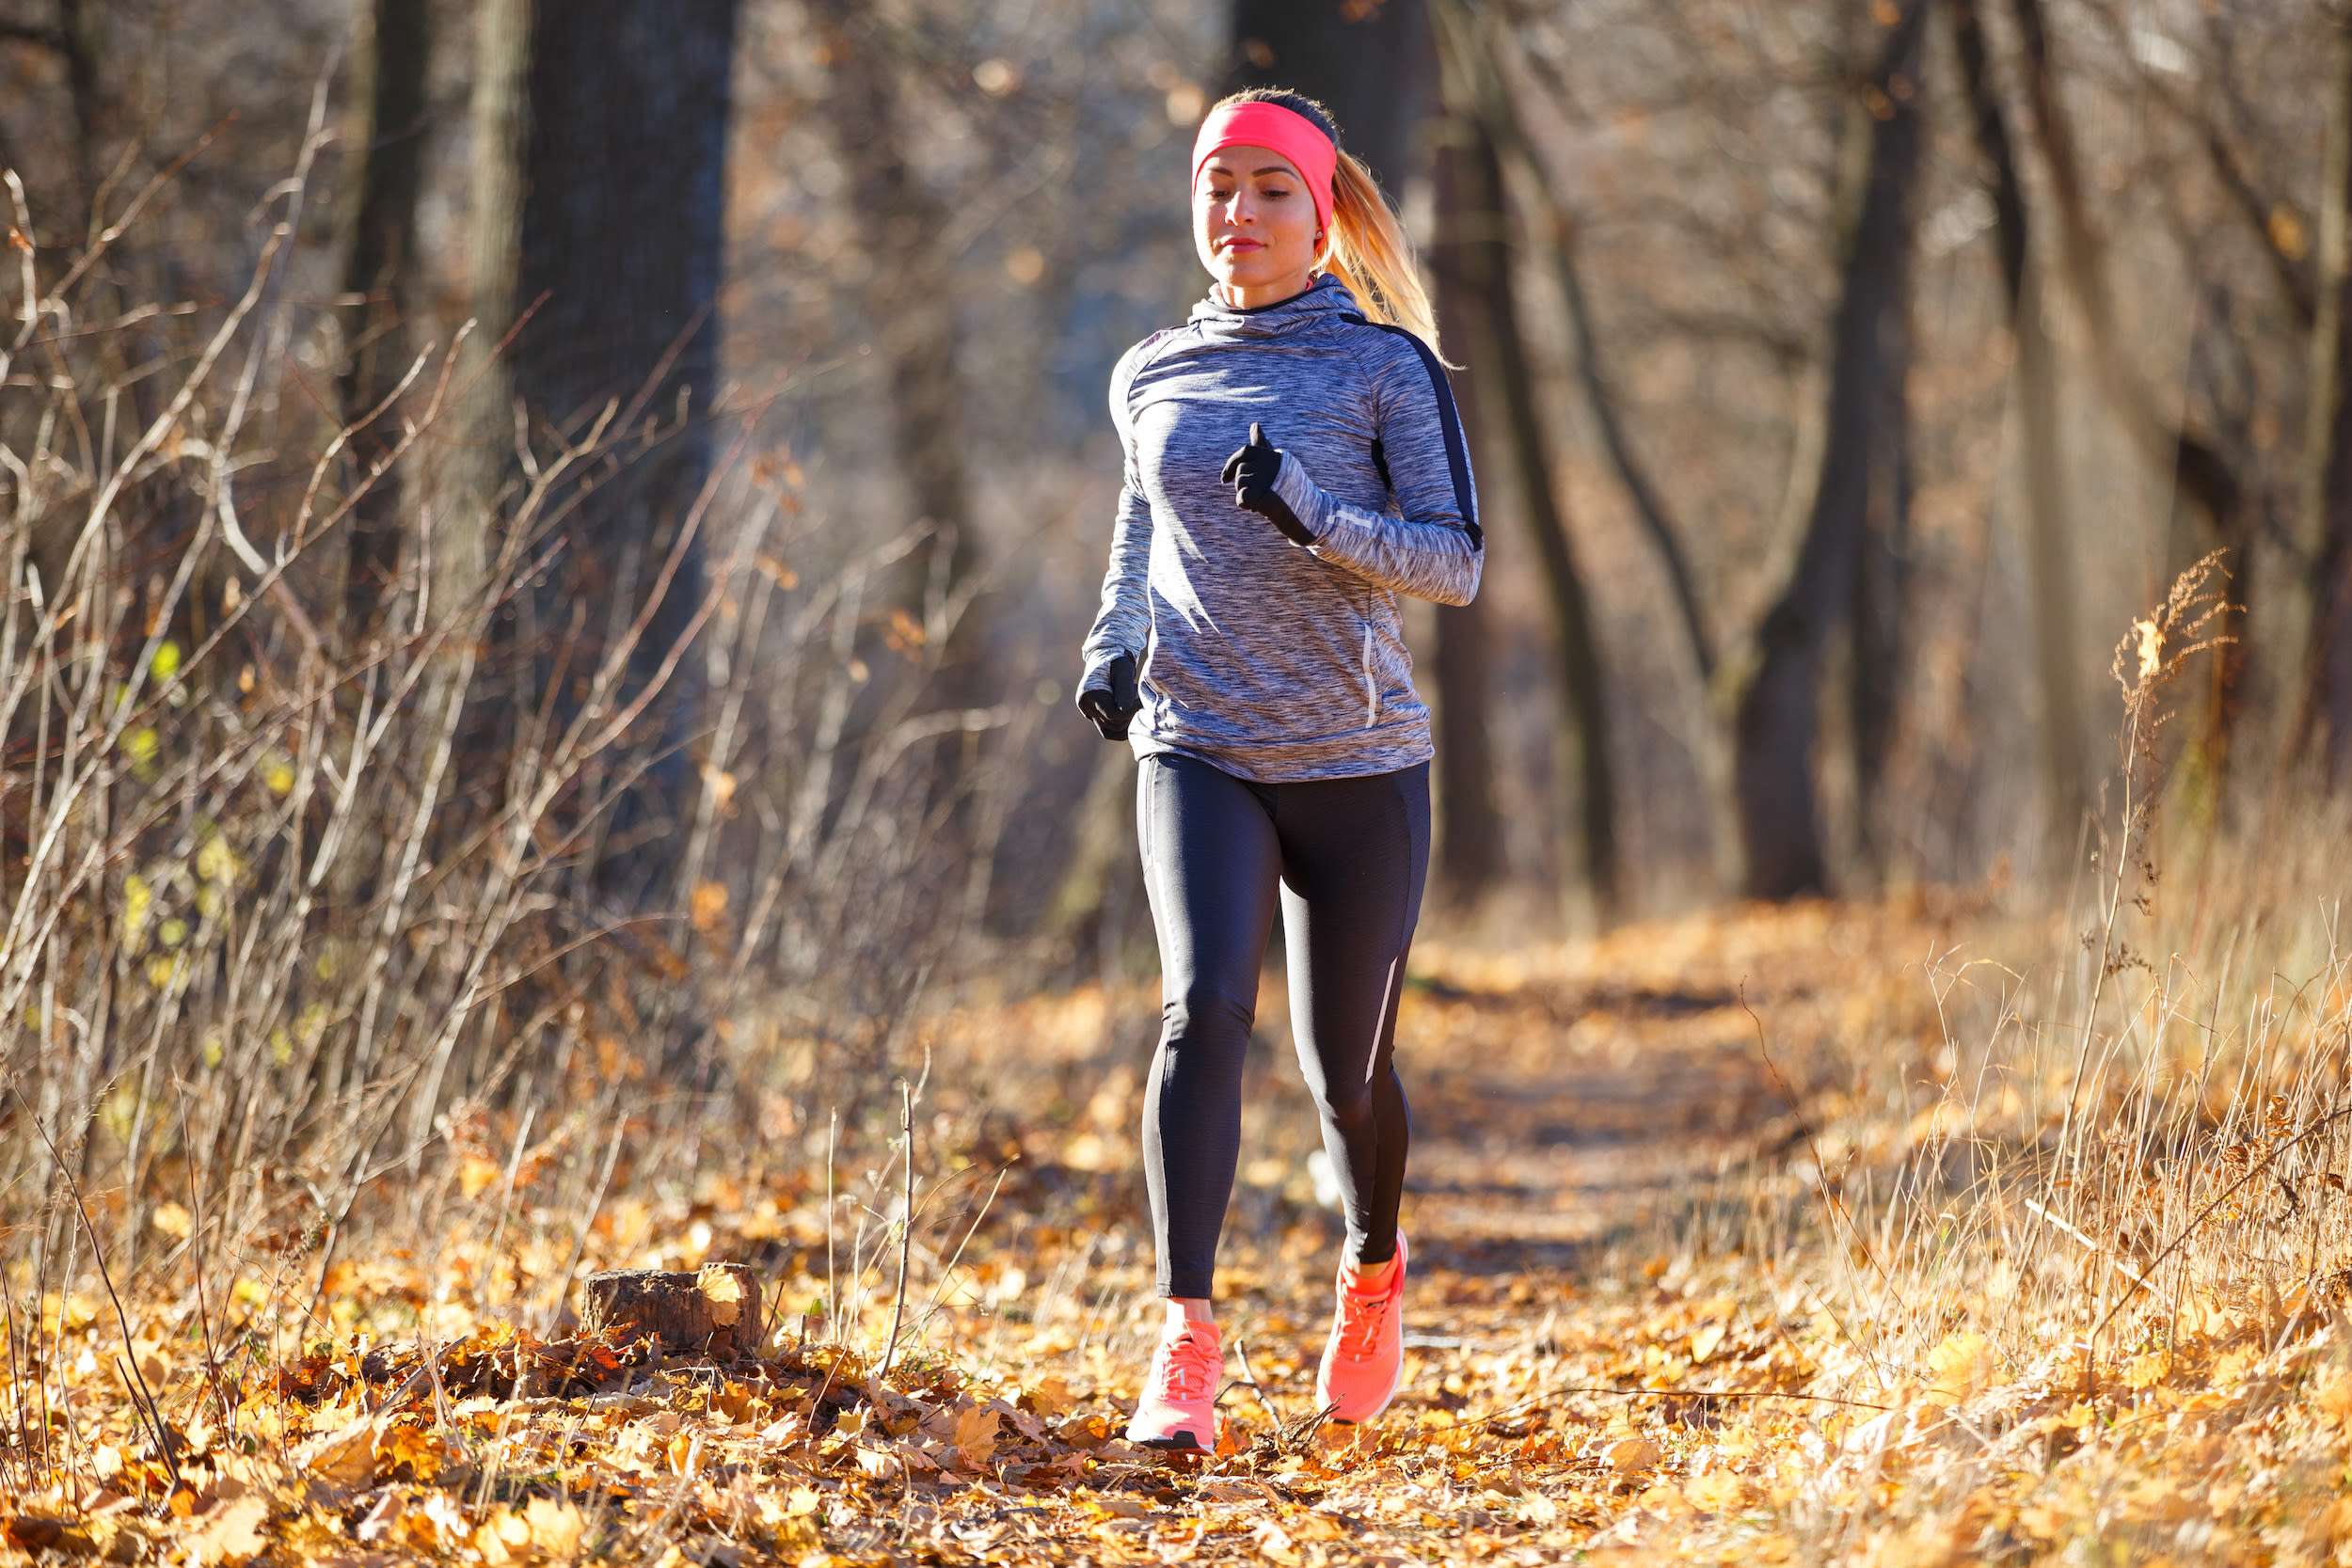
[1316,1231,1407,1424]
[1126,1318,1222,1451]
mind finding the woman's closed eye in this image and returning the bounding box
[1203,182,1293,201]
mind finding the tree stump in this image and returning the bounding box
[580,1264,764,1358]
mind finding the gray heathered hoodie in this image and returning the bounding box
[1080,274,1483,783]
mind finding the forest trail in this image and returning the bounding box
[27,895,2345,1567]
[1226,897,1940,1295]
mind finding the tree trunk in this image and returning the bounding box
[1216,0,1520,903]
[338,0,432,641]
[426,0,531,634]
[1227,0,1430,193]
[1427,135,1505,905]
[510,0,739,893]
[1039,744,1139,959]
[2008,0,2249,771]
[1849,269,1911,875]
[1952,0,2086,843]
[1734,2,1926,901]
[1444,17,1714,688]
[580,1265,764,1358]
[53,0,103,219]
[806,2,977,616]
[1438,118,1618,911]
[2302,23,2352,782]
[513,0,737,620]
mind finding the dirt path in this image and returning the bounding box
[969,893,1947,1457]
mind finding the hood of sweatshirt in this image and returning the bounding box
[1185,273,1359,341]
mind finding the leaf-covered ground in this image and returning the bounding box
[8,897,2352,1564]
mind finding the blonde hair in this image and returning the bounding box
[1320,149,1443,356]
[1212,89,1442,356]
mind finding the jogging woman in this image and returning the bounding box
[1075,88,1482,1451]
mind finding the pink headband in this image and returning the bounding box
[1191,101,1339,233]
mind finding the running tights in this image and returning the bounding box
[1137,751,1429,1300]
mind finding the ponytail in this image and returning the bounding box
[1320,150,1443,358]
[1207,87,1444,358]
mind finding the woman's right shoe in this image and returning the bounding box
[1125,1318,1222,1451]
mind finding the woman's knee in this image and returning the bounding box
[1313,1078,1378,1138]
[1162,976,1256,1049]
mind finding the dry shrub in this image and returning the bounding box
[0,136,1019,1356]
[1678,551,2352,1554]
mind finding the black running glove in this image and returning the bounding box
[1077,653,1142,740]
[1220,422,1317,546]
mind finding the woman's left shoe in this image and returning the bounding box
[1315,1230,1408,1423]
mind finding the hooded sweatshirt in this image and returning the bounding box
[1080,274,1483,782]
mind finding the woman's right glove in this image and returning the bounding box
[1077,653,1142,740]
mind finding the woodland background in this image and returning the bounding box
[8,0,2352,1563]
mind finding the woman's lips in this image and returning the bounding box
[1221,239,1263,254]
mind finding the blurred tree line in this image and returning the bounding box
[8,0,2352,945]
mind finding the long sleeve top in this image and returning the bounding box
[1079,274,1483,782]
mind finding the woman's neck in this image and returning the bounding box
[1217,272,1315,309]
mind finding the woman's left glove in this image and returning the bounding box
[1220,422,1317,546]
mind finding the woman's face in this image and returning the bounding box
[1194,146,1321,306]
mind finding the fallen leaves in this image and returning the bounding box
[15,900,2352,1568]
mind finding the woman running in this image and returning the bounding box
[1075,87,1482,1451]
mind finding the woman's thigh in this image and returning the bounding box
[1138,752,1283,1031]
[1274,765,1431,1085]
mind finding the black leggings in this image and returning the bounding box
[1136,751,1429,1299]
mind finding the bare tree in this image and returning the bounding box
[2302,20,2352,781]
[1430,98,1619,910]
[1465,24,1715,688]
[1427,125,1507,903]
[1952,0,2085,837]
[806,1,977,613]
[338,0,432,638]
[2007,0,2249,772]
[512,0,739,657]
[1735,0,1927,899]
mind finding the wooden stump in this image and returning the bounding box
[580,1263,764,1358]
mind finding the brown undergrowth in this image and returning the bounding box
[11,836,2352,1567]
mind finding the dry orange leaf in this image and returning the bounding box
[1687,1471,1746,1513]
[294,1417,379,1488]
[188,1497,268,1568]
[1608,1436,1662,1475]
[1925,1332,1995,1407]
[459,1153,503,1199]
[952,1405,999,1469]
